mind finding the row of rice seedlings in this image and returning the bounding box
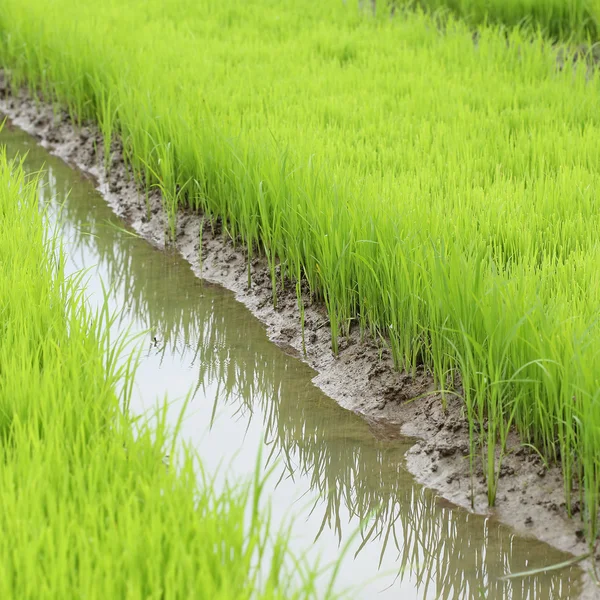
[0,143,339,598]
[2,0,600,542]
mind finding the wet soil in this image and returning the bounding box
[0,72,597,597]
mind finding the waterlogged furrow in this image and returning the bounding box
[0,143,334,598]
[1,0,600,540]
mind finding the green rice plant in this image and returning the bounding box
[2,0,600,544]
[0,142,340,598]
[93,84,118,173]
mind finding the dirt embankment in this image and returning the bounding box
[0,73,597,597]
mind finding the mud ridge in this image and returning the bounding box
[0,74,597,597]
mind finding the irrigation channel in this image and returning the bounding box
[1,122,587,599]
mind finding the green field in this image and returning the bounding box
[0,143,336,599]
[1,0,599,544]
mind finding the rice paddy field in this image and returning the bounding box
[1,117,585,600]
[0,142,335,598]
[2,0,600,592]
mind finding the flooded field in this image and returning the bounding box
[0,123,585,599]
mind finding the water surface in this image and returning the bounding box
[1,123,584,600]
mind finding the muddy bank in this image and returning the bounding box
[0,75,596,596]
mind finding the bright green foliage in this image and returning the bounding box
[1,0,600,540]
[0,146,333,599]
[398,0,600,40]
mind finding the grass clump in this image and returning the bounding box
[0,143,334,599]
[392,0,600,41]
[1,0,600,544]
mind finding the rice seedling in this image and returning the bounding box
[1,0,600,546]
[0,141,338,599]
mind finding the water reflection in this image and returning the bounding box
[1,123,583,600]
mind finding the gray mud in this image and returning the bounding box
[0,73,597,597]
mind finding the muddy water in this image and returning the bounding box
[1,124,585,599]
